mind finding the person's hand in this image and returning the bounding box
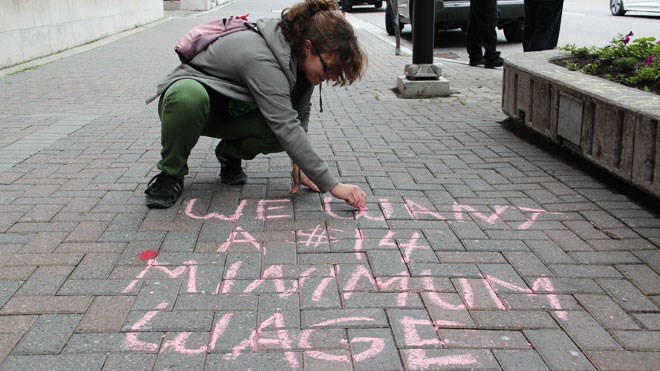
[290,163,320,194]
[330,182,367,209]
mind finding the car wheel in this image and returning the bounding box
[503,20,524,43]
[610,0,626,16]
[341,0,353,12]
[385,1,404,36]
[375,1,383,8]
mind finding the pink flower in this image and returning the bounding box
[622,31,633,45]
[646,56,654,66]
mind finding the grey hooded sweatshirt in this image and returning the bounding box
[147,18,338,193]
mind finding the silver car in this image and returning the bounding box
[610,0,660,15]
[386,0,526,43]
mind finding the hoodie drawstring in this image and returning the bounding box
[319,84,323,113]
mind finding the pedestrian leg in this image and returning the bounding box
[157,79,210,178]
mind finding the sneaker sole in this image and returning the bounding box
[146,196,177,209]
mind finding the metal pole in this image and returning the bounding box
[411,0,435,65]
[393,0,401,55]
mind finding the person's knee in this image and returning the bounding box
[162,79,210,116]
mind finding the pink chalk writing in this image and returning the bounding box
[184,197,560,231]
[298,225,329,247]
[352,337,385,362]
[406,349,478,370]
[120,197,566,366]
[257,199,291,220]
[185,198,247,221]
[218,226,262,253]
[399,232,428,263]
[401,316,443,347]
[226,313,298,368]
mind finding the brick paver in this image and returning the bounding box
[1,0,659,369]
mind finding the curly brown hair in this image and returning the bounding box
[280,0,367,86]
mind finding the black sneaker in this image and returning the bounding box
[469,57,485,67]
[215,141,247,185]
[484,56,504,69]
[144,172,183,209]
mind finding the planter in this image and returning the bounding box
[502,50,660,198]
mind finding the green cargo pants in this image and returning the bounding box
[157,79,283,179]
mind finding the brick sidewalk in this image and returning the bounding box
[1,0,659,370]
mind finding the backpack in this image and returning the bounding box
[175,14,254,63]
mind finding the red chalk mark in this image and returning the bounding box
[138,250,158,261]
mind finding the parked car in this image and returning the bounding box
[339,0,383,12]
[610,0,660,15]
[385,0,525,43]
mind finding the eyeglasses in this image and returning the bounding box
[313,46,333,74]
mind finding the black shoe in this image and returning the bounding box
[484,56,504,69]
[145,172,183,209]
[469,57,485,66]
[215,141,247,185]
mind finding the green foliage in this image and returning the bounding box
[612,57,638,73]
[559,33,660,92]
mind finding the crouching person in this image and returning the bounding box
[144,0,367,209]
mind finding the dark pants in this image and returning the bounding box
[466,0,499,61]
[157,79,282,179]
[523,0,564,51]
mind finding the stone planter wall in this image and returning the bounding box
[502,50,660,198]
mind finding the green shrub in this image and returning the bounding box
[558,32,659,94]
